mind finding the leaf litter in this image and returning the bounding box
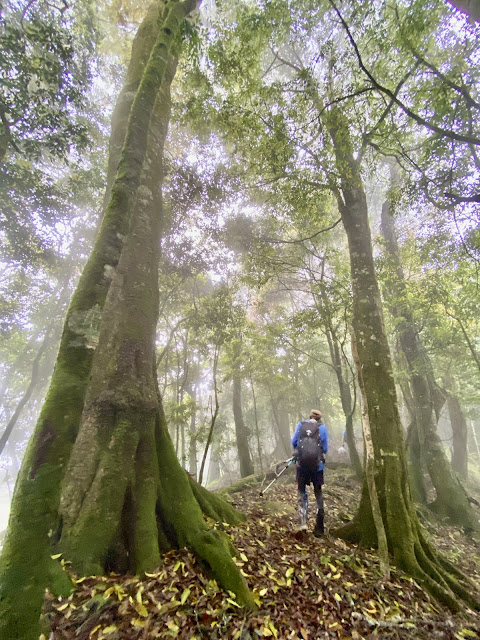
[45,468,480,639]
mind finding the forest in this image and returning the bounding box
[0,0,480,637]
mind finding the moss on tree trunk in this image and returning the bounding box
[322,104,479,611]
[447,393,468,479]
[232,340,255,477]
[380,184,477,530]
[0,3,254,639]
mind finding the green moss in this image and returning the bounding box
[188,475,246,525]
[60,415,140,574]
[0,463,73,640]
[262,501,295,516]
[187,528,256,610]
[132,431,162,573]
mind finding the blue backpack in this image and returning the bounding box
[297,421,324,472]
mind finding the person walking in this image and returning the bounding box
[291,409,328,536]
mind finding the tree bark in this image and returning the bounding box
[251,378,264,473]
[188,380,198,479]
[232,341,254,477]
[351,332,389,578]
[198,346,220,485]
[0,4,254,638]
[318,289,362,479]
[267,382,291,458]
[380,177,477,529]
[447,394,468,479]
[322,103,478,610]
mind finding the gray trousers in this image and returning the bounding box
[297,467,324,532]
[297,486,324,529]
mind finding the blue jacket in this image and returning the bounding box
[292,420,328,471]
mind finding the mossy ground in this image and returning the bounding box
[47,467,480,639]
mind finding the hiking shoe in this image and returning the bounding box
[298,524,308,532]
[313,527,324,538]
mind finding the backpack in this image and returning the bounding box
[297,421,324,472]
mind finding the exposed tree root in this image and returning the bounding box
[333,513,480,612]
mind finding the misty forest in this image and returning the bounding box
[1,0,480,638]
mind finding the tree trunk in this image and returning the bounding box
[0,4,254,638]
[322,104,478,610]
[318,289,362,479]
[380,178,477,529]
[267,383,291,458]
[198,346,220,486]
[0,328,54,455]
[351,332,389,578]
[447,394,468,479]
[251,378,264,473]
[232,341,254,477]
[188,381,198,479]
[207,445,221,485]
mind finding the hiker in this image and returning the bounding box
[292,409,328,536]
[338,429,348,455]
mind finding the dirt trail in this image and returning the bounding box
[47,468,480,639]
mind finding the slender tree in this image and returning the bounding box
[447,392,469,479]
[231,338,255,477]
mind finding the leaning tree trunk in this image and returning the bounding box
[321,103,478,610]
[0,3,253,639]
[380,181,477,529]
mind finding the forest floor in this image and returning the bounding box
[46,467,480,640]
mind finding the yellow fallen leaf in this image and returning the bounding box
[131,618,146,628]
[135,601,148,617]
[180,587,191,604]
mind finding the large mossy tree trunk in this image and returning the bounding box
[322,104,478,611]
[380,187,477,530]
[0,3,253,638]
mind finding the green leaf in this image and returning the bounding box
[180,587,191,604]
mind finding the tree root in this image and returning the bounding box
[188,475,246,525]
[331,513,480,612]
[187,528,256,610]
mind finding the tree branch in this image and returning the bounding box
[329,0,480,146]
